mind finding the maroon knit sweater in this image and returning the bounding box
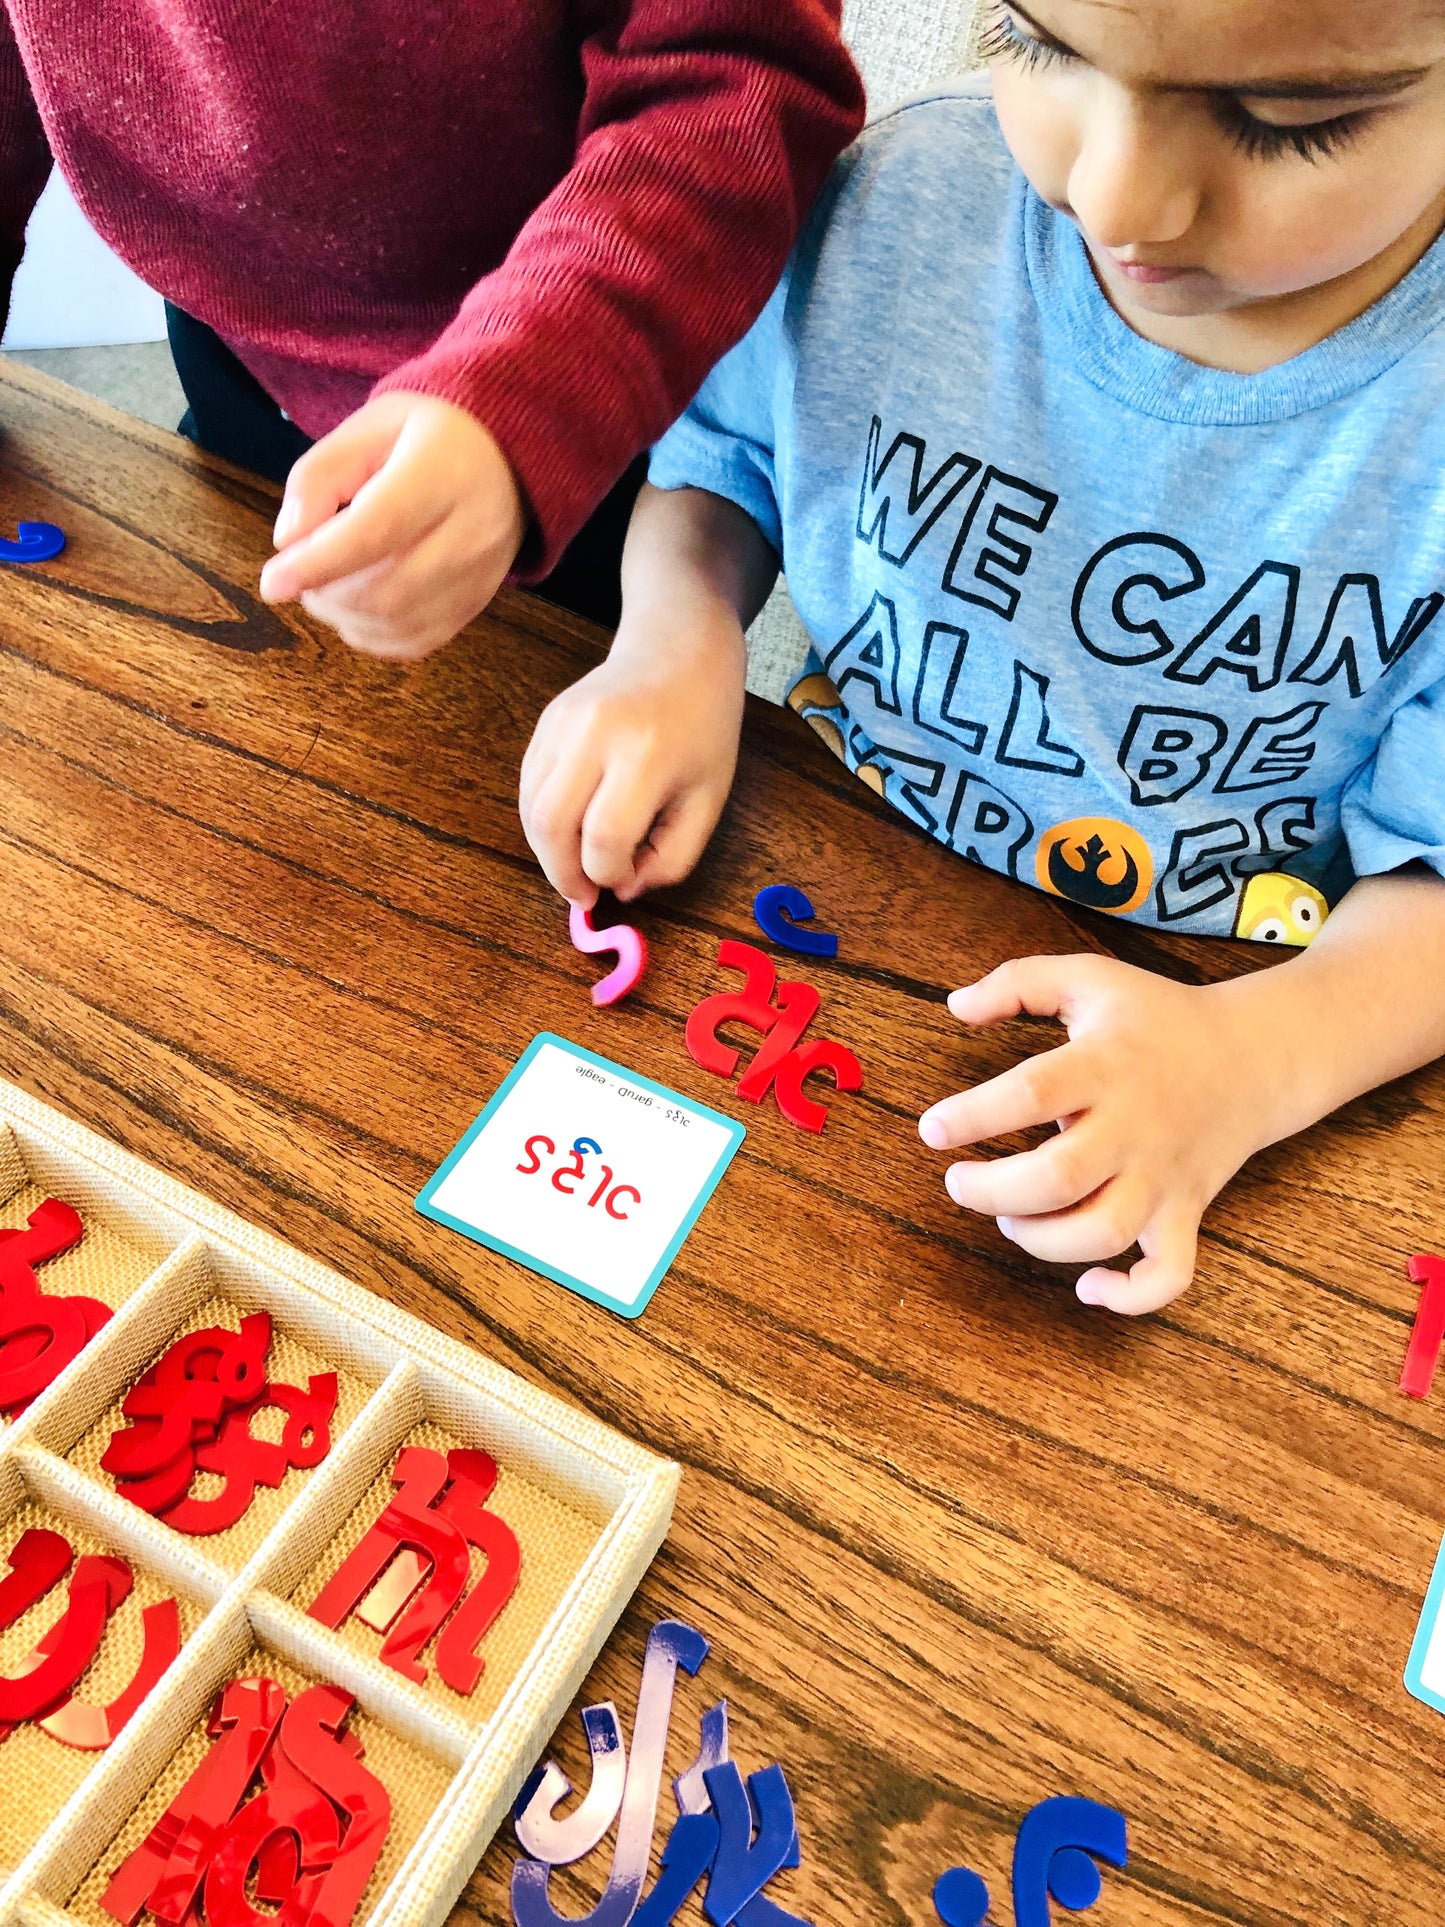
[0,2,863,569]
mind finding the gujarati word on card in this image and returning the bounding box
[416,1035,744,1319]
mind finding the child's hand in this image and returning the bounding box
[919,954,1273,1316]
[519,609,747,907]
[258,393,526,660]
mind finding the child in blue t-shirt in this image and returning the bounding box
[519,0,1445,1315]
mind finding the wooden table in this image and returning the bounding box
[1,361,1442,1927]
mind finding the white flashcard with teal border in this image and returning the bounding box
[416,1034,745,1319]
[1406,1525,1445,1714]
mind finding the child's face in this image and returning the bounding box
[986,0,1445,329]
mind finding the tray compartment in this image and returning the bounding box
[265,1359,608,1730]
[51,1249,387,1573]
[0,1455,210,1875]
[0,1123,190,1435]
[42,1611,459,1927]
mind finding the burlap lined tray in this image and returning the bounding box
[0,1080,679,1927]
[64,1645,456,1927]
[297,1417,601,1727]
[66,1291,375,1572]
[0,1494,209,1874]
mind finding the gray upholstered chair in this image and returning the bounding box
[744,0,989,699]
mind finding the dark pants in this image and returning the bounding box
[165,303,642,629]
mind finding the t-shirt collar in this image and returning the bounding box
[1022,178,1445,425]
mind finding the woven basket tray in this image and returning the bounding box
[0,1078,679,1927]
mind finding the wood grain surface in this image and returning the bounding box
[0,360,1442,1926]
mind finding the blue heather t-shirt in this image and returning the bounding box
[649,82,1445,943]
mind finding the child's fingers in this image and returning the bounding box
[261,421,452,604]
[522,761,605,907]
[295,517,486,659]
[621,790,722,900]
[919,1044,1084,1149]
[947,954,1105,1029]
[579,763,669,897]
[266,402,412,557]
[944,1124,1117,1220]
[995,1177,1146,1267]
[1074,1204,1200,1315]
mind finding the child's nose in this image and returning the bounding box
[1065,87,1202,253]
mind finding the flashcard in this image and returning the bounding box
[1406,1524,1445,1715]
[416,1035,745,1319]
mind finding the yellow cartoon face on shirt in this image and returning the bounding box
[1234,872,1329,946]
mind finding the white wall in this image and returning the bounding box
[3,167,165,350]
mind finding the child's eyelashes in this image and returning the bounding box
[981,2,1369,166]
[1215,98,1366,166]
[978,4,1072,74]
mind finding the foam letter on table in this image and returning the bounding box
[515,1702,629,1865]
[1401,1254,1445,1398]
[752,886,839,960]
[729,981,861,1134]
[701,1764,798,1927]
[1011,1796,1128,1927]
[631,1814,723,1927]
[932,1867,991,1927]
[732,984,818,1103]
[769,1039,863,1135]
[629,1701,726,1927]
[512,1619,711,1927]
[570,903,649,1008]
[685,942,782,1078]
[307,1446,470,1683]
[640,1700,810,1927]
[101,1675,288,1927]
[0,521,65,563]
[674,1700,730,1816]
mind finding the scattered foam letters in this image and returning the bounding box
[685,940,861,1134]
[512,1618,813,1927]
[934,1795,1128,1927]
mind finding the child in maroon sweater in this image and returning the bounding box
[0,1,863,642]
